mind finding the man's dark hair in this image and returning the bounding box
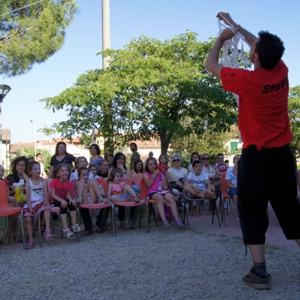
[130,142,137,148]
[255,31,285,70]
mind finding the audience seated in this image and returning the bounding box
[167,153,188,197]
[225,154,241,207]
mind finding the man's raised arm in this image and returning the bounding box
[205,12,257,78]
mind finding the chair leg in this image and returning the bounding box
[145,203,150,233]
[76,209,81,242]
[38,213,43,247]
[20,213,26,250]
[211,198,221,228]
[112,204,116,237]
[183,201,190,229]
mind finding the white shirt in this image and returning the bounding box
[167,167,188,181]
[225,166,237,187]
[187,172,208,191]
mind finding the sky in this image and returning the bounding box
[2,0,300,143]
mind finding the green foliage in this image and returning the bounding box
[170,122,235,164]
[289,85,300,157]
[0,0,77,76]
[41,32,237,153]
[9,147,52,174]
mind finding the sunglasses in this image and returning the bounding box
[172,159,180,162]
[202,157,210,160]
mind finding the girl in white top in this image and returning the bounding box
[24,161,53,249]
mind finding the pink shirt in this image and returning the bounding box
[145,172,163,194]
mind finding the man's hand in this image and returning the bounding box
[217,12,237,28]
[219,28,235,42]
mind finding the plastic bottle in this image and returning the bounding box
[158,179,162,191]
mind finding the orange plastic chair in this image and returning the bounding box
[73,178,115,236]
[0,180,23,245]
[103,177,149,236]
[221,172,232,226]
[131,174,143,190]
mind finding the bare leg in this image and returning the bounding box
[26,217,33,241]
[232,194,238,207]
[110,195,129,203]
[296,239,300,248]
[88,180,103,200]
[124,185,137,197]
[248,244,265,263]
[164,193,179,220]
[60,213,68,230]
[69,210,78,227]
[44,209,51,231]
[151,194,165,221]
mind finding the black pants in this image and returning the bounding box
[238,144,300,245]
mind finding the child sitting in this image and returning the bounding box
[49,163,84,239]
[184,160,215,216]
[23,161,53,248]
[157,154,169,174]
[108,168,140,203]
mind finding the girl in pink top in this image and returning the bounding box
[143,158,184,228]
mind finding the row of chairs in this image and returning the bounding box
[1,172,233,249]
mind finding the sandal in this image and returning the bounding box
[101,198,110,203]
[26,239,35,249]
[174,219,185,229]
[120,221,131,229]
[44,229,53,240]
[132,196,140,203]
[162,219,170,228]
[63,228,75,239]
[13,234,23,243]
[75,197,83,205]
[72,224,84,232]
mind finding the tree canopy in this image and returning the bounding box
[288,85,300,156]
[0,0,77,76]
[41,32,238,154]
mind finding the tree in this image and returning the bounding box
[9,147,52,173]
[41,32,238,154]
[289,85,300,157]
[0,0,77,76]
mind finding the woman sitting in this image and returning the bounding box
[225,154,241,207]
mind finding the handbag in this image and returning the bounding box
[169,178,184,191]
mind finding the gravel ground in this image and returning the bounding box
[0,222,300,300]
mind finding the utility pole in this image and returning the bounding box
[102,0,110,69]
[102,0,113,156]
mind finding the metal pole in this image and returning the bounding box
[30,120,37,158]
[102,0,111,69]
[0,84,11,165]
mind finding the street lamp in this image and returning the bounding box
[29,119,37,158]
[0,84,11,164]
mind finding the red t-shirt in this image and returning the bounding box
[157,164,169,174]
[0,178,9,186]
[221,60,293,150]
[49,178,72,204]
